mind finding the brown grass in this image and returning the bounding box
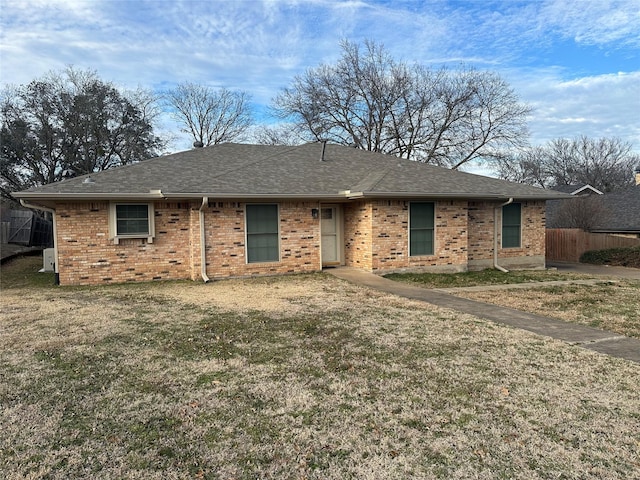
[454,280,640,338]
[1,257,639,479]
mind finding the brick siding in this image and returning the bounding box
[56,201,191,285]
[343,201,373,270]
[496,201,546,269]
[467,200,546,270]
[56,200,321,285]
[199,201,321,280]
[353,200,469,273]
[53,198,546,285]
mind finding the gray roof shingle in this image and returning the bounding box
[14,142,569,202]
[546,186,640,232]
[591,187,640,233]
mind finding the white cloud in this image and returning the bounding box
[540,0,640,47]
[514,70,640,148]
[1,0,638,154]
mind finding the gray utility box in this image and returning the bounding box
[42,248,55,272]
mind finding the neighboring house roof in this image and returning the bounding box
[590,186,640,234]
[546,185,640,233]
[14,142,569,205]
[551,184,603,195]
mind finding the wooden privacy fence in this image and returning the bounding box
[4,211,53,247]
[0,222,9,244]
[546,229,640,262]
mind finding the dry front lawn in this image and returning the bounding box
[387,270,640,339]
[453,281,640,339]
[1,257,639,479]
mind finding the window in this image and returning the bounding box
[110,203,154,243]
[409,202,435,256]
[502,203,521,248]
[116,204,150,235]
[246,204,279,263]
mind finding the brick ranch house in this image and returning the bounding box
[14,142,568,286]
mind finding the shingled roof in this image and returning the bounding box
[591,186,640,234]
[14,142,569,204]
[551,184,603,195]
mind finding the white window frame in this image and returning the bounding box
[245,203,280,263]
[109,202,155,244]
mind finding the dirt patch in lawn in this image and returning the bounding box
[151,273,398,315]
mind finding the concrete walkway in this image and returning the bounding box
[548,261,640,280]
[326,266,640,364]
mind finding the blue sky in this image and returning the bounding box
[1,0,639,160]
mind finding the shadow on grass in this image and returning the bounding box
[0,254,56,289]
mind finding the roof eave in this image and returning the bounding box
[13,190,570,204]
[348,191,571,201]
[12,191,350,203]
[162,192,348,201]
[13,191,167,201]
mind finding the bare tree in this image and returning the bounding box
[494,146,548,188]
[252,123,303,146]
[496,136,639,192]
[550,195,610,231]
[165,83,253,147]
[272,40,530,169]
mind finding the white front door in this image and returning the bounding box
[321,205,341,266]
